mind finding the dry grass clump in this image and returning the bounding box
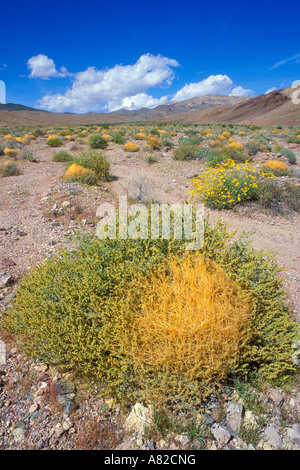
[126,254,253,401]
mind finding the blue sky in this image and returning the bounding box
[1,0,299,112]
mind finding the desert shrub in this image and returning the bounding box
[4,148,19,158]
[111,133,126,145]
[32,129,44,138]
[280,148,297,165]
[256,179,285,214]
[227,141,244,151]
[221,131,232,139]
[3,219,298,405]
[89,135,109,150]
[46,135,63,147]
[148,128,160,136]
[179,136,202,146]
[160,136,174,148]
[173,144,200,161]
[147,136,161,150]
[64,163,97,185]
[123,142,140,152]
[18,150,37,162]
[246,140,270,155]
[135,133,148,140]
[194,147,214,160]
[189,159,274,209]
[0,159,21,177]
[146,155,157,164]
[52,151,73,162]
[262,160,291,176]
[283,182,300,212]
[69,152,111,182]
[124,254,253,401]
[287,135,300,144]
[205,151,229,167]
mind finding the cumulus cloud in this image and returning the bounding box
[38,53,179,113]
[28,54,70,79]
[173,75,233,101]
[230,86,253,97]
[33,53,254,112]
[173,75,254,102]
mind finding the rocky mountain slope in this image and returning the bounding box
[0,87,299,127]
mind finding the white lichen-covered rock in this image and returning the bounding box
[125,403,153,436]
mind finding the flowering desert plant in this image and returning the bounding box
[4,148,19,157]
[262,160,290,176]
[189,159,274,209]
[123,142,140,152]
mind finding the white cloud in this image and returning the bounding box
[28,54,70,79]
[38,53,179,112]
[173,75,254,102]
[270,52,300,70]
[265,86,277,94]
[230,86,253,97]
[173,75,234,101]
[292,80,300,87]
[108,93,170,112]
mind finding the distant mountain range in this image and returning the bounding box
[0,87,299,127]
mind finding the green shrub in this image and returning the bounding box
[111,133,126,145]
[0,159,21,177]
[52,151,73,162]
[89,135,109,150]
[205,151,229,167]
[194,147,213,160]
[173,144,200,161]
[287,135,300,144]
[246,140,270,155]
[3,218,298,406]
[179,136,202,146]
[280,148,297,165]
[70,152,111,182]
[46,137,63,147]
[146,155,157,164]
[161,136,174,148]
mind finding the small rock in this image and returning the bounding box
[12,427,26,443]
[211,423,232,448]
[0,273,14,288]
[225,402,244,432]
[266,388,285,407]
[125,403,153,436]
[115,438,139,450]
[55,379,75,395]
[1,258,16,267]
[259,425,282,450]
[29,403,39,414]
[292,350,300,365]
[243,410,258,430]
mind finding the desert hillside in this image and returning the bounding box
[0,88,299,127]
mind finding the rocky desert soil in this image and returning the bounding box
[0,136,300,450]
